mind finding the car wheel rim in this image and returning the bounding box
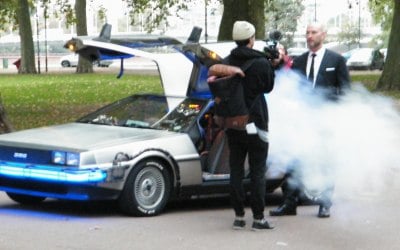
[134,166,165,209]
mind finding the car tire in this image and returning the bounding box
[6,192,46,205]
[61,60,71,67]
[118,159,171,216]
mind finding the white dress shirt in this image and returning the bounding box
[307,47,326,88]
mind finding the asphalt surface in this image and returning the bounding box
[0,169,399,250]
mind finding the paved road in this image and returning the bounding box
[0,167,399,250]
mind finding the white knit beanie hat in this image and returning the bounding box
[232,21,255,41]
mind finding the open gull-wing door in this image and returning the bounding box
[64,24,228,106]
[64,25,194,102]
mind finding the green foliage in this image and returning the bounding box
[369,0,394,32]
[265,0,304,47]
[368,0,394,47]
[122,0,188,32]
[337,21,361,48]
[1,72,397,131]
[351,73,380,90]
[351,73,400,98]
[0,0,18,31]
[53,0,75,26]
[0,73,162,130]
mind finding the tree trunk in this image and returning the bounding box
[0,96,14,133]
[376,0,400,90]
[218,0,265,41]
[17,0,37,74]
[75,0,93,73]
[248,0,265,39]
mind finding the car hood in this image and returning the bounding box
[0,123,179,152]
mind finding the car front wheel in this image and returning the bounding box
[118,159,171,216]
[6,193,46,205]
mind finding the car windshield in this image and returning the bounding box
[77,94,208,133]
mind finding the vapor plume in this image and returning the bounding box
[267,69,400,200]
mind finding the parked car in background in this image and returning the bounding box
[287,47,308,60]
[346,48,385,70]
[60,53,113,67]
[341,48,358,62]
[380,48,387,61]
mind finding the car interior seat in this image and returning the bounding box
[205,130,230,174]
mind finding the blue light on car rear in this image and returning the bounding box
[0,162,107,183]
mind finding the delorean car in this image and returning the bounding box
[0,25,285,216]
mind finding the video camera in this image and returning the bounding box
[263,30,282,60]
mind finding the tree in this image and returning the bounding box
[74,0,93,73]
[122,0,188,32]
[122,0,266,41]
[54,0,93,73]
[265,0,304,47]
[337,21,360,49]
[217,0,265,41]
[17,0,37,73]
[0,0,94,74]
[0,0,37,74]
[370,0,400,90]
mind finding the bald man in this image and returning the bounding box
[293,22,350,98]
[269,22,350,218]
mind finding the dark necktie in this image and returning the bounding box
[308,53,316,83]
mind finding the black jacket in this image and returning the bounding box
[224,46,275,131]
[292,49,350,98]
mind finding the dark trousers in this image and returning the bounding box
[226,129,269,220]
[282,162,334,208]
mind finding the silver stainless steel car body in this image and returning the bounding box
[0,25,285,216]
[0,122,203,187]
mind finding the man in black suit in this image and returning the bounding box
[269,22,350,218]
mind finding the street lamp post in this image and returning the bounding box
[35,4,41,74]
[314,0,317,21]
[348,0,361,48]
[358,0,361,48]
[44,6,48,73]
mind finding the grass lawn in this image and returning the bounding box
[0,73,162,130]
[0,71,398,131]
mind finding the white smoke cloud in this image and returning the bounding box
[267,69,400,200]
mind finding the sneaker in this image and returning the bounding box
[251,218,274,231]
[232,217,246,230]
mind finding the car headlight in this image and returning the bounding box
[52,151,80,166]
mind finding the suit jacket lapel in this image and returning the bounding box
[316,50,328,86]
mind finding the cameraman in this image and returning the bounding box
[219,21,281,231]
